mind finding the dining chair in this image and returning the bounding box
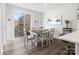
[40,29,49,47]
[24,31,37,47]
[49,29,55,43]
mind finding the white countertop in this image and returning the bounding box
[58,30,79,43]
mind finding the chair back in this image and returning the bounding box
[24,31,30,39]
[49,29,55,39]
[42,29,49,38]
[49,29,55,34]
[51,29,55,31]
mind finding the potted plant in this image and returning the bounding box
[65,20,70,28]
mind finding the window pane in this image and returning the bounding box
[13,10,23,21]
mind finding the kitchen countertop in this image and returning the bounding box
[58,30,79,44]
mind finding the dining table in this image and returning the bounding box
[31,29,55,46]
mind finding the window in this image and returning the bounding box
[48,16,62,28]
[13,10,24,21]
[13,10,25,37]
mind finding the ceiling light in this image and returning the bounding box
[43,4,47,7]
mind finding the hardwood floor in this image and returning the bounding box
[3,37,75,55]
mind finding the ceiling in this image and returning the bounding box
[10,3,67,13]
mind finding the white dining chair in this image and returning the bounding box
[40,29,49,47]
[49,29,55,43]
[24,31,37,47]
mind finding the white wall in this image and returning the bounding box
[43,3,78,31]
[6,4,43,40]
[3,4,7,46]
[30,11,43,30]
[6,4,15,40]
[0,4,3,54]
[0,4,7,54]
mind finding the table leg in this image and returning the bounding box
[75,43,79,55]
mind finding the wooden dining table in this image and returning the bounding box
[31,29,55,46]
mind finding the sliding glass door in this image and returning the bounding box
[13,10,24,37]
[13,9,31,37]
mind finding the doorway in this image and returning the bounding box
[13,10,31,38]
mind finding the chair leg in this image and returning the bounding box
[49,39,50,45]
[26,39,28,48]
[47,38,50,45]
[41,40,43,47]
[24,38,26,46]
[34,39,37,46]
[35,39,38,47]
[31,40,33,44]
[52,38,54,42]
[31,40,35,46]
[46,40,48,46]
